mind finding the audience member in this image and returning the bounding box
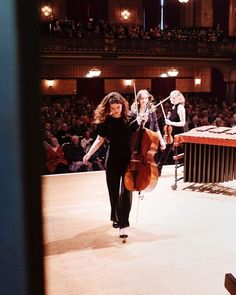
[81,130,94,153]
[42,130,53,150]
[69,118,87,137]
[45,137,69,174]
[63,135,93,172]
[40,18,227,43]
[56,123,72,145]
[40,94,236,174]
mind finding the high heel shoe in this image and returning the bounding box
[119,228,128,239]
[112,221,119,228]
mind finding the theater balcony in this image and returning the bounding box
[40,36,236,60]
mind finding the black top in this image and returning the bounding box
[145,111,160,132]
[170,104,185,136]
[64,143,85,162]
[99,116,132,158]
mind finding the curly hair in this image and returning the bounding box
[93,92,130,124]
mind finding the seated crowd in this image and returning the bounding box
[41,18,227,43]
[41,94,236,175]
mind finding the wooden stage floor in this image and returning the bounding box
[42,166,236,295]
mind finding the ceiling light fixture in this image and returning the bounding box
[195,78,201,86]
[160,73,168,78]
[121,9,130,20]
[41,5,52,17]
[124,79,132,86]
[46,80,54,87]
[86,68,101,78]
[167,68,179,77]
[86,73,93,78]
[178,0,189,3]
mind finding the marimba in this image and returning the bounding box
[174,126,236,183]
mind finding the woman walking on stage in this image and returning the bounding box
[157,89,186,175]
[83,92,137,239]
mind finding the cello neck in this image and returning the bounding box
[134,126,144,152]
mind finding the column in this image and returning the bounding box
[225,81,236,104]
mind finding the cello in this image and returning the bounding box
[124,107,160,192]
[124,124,159,192]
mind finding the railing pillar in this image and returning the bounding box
[225,81,236,104]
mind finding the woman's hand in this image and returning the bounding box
[137,113,148,125]
[160,140,166,151]
[165,119,172,126]
[83,154,91,164]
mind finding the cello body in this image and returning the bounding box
[163,111,173,144]
[163,124,173,144]
[124,127,159,192]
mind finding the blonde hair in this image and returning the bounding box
[93,92,130,124]
[170,90,185,105]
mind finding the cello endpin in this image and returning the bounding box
[138,191,144,200]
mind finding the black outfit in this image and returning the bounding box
[98,115,136,229]
[188,121,200,130]
[56,129,71,145]
[144,111,160,132]
[69,123,87,137]
[158,104,185,168]
[64,142,90,172]
[64,142,85,162]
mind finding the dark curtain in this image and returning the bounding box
[143,0,161,30]
[164,0,181,29]
[88,0,108,21]
[65,0,108,22]
[211,68,226,100]
[213,0,229,32]
[77,78,105,105]
[65,0,87,21]
[152,78,176,99]
[1,0,44,294]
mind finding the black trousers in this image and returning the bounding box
[106,160,132,229]
[158,143,183,166]
[158,143,173,166]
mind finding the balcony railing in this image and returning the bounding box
[40,36,236,58]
